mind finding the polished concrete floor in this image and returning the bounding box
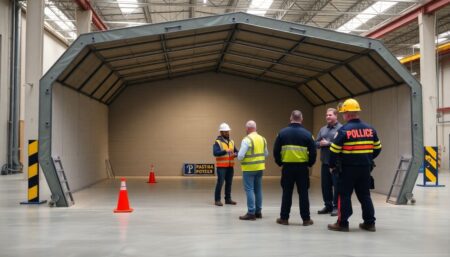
[0,172,449,257]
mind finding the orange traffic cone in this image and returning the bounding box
[147,165,157,184]
[114,178,134,213]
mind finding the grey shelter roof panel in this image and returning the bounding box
[165,31,229,49]
[283,55,335,70]
[109,53,166,68]
[238,24,301,42]
[306,80,335,103]
[298,85,322,105]
[273,64,320,78]
[332,66,369,95]
[228,43,283,60]
[296,43,354,61]
[64,53,102,89]
[235,30,297,50]
[80,65,111,95]
[93,35,160,50]
[349,56,395,89]
[41,13,423,207]
[92,73,120,99]
[58,47,91,83]
[97,41,162,59]
[224,54,271,70]
[308,38,366,54]
[317,74,351,99]
[369,52,403,83]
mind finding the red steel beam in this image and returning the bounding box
[366,0,450,39]
[74,0,108,31]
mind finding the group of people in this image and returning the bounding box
[212,98,382,232]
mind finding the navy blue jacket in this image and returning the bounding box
[329,119,382,167]
[273,123,317,167]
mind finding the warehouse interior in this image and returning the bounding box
[0,1,450,257]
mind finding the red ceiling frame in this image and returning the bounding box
[365,0,450,39]
[74,0,108,31]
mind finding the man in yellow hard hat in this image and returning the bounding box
[327,99,382,232]
[213,123,238,206]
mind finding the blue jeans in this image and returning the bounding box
[214,167,234,201]
[242,171,263,215]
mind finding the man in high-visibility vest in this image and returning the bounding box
[328,99,382,232]
[273,110,316,226]
[213,123,238,206]
[237,120,268,220]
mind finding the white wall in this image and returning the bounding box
[109,72,313,176]
[52,83,109,192]
[0,0,11,169]
[438,55,450,171]
[312,85,412,195]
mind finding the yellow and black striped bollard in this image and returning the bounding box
[20,140,47,204]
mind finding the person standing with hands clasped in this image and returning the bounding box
[273,110,316,226]
[213,123,238,206]
[317,108,342,216]
[328,99,382,232]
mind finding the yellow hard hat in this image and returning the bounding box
[338,98,361,113]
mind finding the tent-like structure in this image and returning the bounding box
[39,12,422,206]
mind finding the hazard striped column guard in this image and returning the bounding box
[20,140,47,205]
[417,146,445,188]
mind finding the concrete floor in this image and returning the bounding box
[0,173,449,257]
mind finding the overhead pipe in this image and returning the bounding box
[74,0,108,31]
[1,0,22,175]
[365,0,450,39]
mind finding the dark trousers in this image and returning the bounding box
[280,165,310,221]
[337,165,375,226]
[214,167,234,201]
[321,164,338,210]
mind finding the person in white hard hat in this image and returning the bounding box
[213,123,238,206]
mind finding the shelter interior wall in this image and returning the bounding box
[52,83,109,192]
[312,85,412,195]
[109,72,313,176]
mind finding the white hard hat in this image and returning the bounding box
[218,123,231,132]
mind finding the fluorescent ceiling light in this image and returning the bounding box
[117,0,138,14]
[411,31,450,48]
[247,0,273,16]
[44,6,77,39]
[337,1,398,33]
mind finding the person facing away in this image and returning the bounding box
[327,98,382,232]
[273,110,316,226]
[237,120,268,221]
[316,108,342,216]
[213,122,238,206]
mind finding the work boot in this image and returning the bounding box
[225,200,237,205]
[327,223,349,232]
[330,208,338,217]
[302,219,314,226]
[215,201,223,206]
[276,218,289,225]
[359,223,376,232]
[318,207,332,214]
[239,213,256,220]
[255,213,262,219]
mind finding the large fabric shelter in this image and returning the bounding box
[39,12,422,206]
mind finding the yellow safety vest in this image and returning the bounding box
[240,132,266,171]
[215,139,235,168]
[281,145,309,163]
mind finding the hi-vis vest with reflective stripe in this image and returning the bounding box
[241,132,266,171]
[216,139,235,168]
[281,145,309,163]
